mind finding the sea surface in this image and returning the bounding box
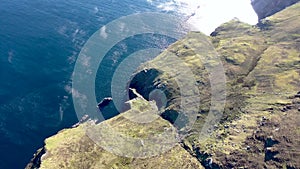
[0,0,189,168]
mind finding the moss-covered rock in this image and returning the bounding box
[28,98,203,169]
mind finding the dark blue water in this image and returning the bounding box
[0,1,181,168]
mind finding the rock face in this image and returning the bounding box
[251,0,300,20]
[27,2,300,169]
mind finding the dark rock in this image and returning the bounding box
[256,19,274,30]
[237,78,244,83]
[265,136,280,148]
[97,97,113,109]
[287,165,297,169]
[251,0,300,20]
[194,147,209,161]
[246,145,251,150]
[281,107,288,112]
[265,147,279,162]
[97,97,121,120]
[25,147,46,169]
[205,158,213,168]
[285,105,292,110]
[72,114,90,127]
[265,107,274,111]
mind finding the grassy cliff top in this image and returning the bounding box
[35,98,203,169]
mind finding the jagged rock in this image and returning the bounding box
[25,147,45,169]
[72,114,90,127]
[97,97,113,109]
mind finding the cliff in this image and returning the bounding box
[251,0,300,20]
[26,97,204,169]
[27,2,300,169]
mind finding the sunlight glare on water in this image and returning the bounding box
[147,0,258,35]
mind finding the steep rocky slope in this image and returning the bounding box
[27,2,300,169]
[251,0,300,20]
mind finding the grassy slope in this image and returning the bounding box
[37,98,203,169]
[142,2,300,168]
[183,2,299,168]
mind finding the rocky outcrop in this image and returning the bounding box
[25,147,45,169]
[27,2,300,169]
[251,0,300,20]
[26,98,204,169]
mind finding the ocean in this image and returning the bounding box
[0,0,178,168]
